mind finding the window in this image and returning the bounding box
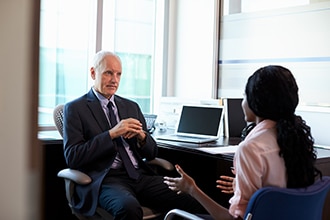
[39,0,166,127]
[39,0,95,126]
[218,0,330,108]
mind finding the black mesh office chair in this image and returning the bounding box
[53,104,174,220]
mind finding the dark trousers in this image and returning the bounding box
[99,169,206,220]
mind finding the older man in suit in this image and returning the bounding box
[63,50,205,219]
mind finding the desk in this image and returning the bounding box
[155,139,238,208]
[154,129,330,208]
[40,130,330,219]
[154,128,330,175]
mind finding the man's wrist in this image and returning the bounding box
[138,131,148,146]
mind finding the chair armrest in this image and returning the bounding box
[164,209,204,220]
[57,158,173,184]
[146,157,174,171]
[57,168,92,185]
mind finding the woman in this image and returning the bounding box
[216,122,256,194]
[164,65,322,220]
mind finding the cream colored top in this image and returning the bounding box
[229,119,287,218]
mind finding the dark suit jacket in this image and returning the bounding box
[63,88,158,216]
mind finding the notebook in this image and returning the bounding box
[156,105,224,144]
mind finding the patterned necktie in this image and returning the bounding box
[107,101,139,179]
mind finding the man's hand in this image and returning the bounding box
[109,118,144,139]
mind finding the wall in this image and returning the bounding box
[0,1,41,220]
[218,2,330,104]
[217,1,330,146]
[296,106,330,146]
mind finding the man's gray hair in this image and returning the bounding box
[92,50,121,72]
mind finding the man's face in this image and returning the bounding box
[91,55,122,99]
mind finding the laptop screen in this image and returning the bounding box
[223,98,247,138]
[176,105,224,137]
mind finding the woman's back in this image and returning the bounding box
[229,120,286,217]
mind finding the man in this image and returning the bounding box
[63,50,205,219]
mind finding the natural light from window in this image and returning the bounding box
[39,0,164,128]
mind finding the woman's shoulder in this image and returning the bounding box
[238,120,278,153]
[245,120,276,140]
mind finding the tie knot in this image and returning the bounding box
[107,100,114,108]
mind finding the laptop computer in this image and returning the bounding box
[156,104,224,144]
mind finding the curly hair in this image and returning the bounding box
[245,65,321,188]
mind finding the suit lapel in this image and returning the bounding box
[86,89,110,130]
[114,96,128,120]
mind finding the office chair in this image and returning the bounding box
[53,104,174,220]
[164,176,330,220]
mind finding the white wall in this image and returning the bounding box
[167,0,219,99]
[296,106,330,146]
[218,1,330,146]
[0,1,41,220]
[218,2,330,104]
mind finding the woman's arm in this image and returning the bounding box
[164,165,240,220]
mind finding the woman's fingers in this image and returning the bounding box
[216,175,234,194]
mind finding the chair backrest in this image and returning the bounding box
[53,104,64,137]
[244,176,330,220]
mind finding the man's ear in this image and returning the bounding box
[90,67,96,80]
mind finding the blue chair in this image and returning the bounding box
[244,176,330,220]
[164,176,330,220]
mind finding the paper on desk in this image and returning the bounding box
[197,145,239,155]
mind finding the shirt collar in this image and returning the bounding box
[92,87,115,106]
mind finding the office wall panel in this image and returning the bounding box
[218,2,330,106]
[218,1,330,145]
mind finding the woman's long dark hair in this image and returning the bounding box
[245,65,321,188]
